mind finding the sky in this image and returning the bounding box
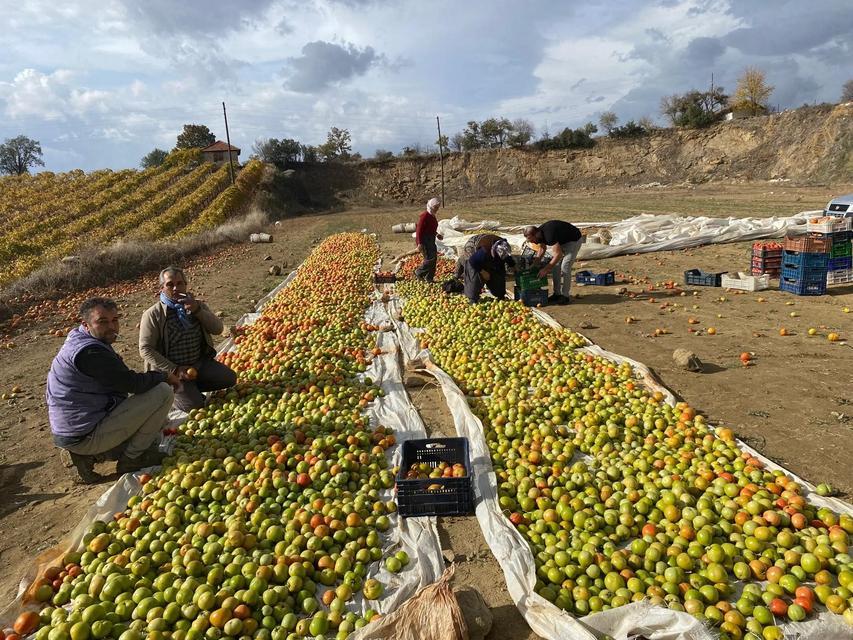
[0,0,851,172]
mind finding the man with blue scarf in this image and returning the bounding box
[139,267,236,412]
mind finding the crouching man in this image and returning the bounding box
[48,297,180,483]
[139,267,236,412]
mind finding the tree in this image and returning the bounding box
[140,148,168,169]
[449,133,465,152]
[533,127,595,151]
[400,145,423,158]
[373,149,394,161]
[0,135,45,175]
[301,144,319,163]
[175,124,216,149]
[435,134,449,154]
[458,121,483,151]
[480,117,512,148]
[317,127,352,161]
[731,67,774,115]
[581,122,598,136]
[661,88,728,128]
[840,80,853,103]
[599,111,619,135]
[638,116,657,131]
[253,138,302,166]
[507,119,535,148]
[609,121,647,138]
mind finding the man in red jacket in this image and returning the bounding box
[414,197,444,282]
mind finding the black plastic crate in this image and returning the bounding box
[780,277,827,296]
[513,288,549,307]
[683,269,725,287]
[575,270,615,286]
[396,438,473,517]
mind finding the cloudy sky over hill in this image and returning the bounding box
[1,0,851,171]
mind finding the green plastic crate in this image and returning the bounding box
[514,269,548,291]
[830,241,852,258]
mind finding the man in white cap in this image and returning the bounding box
[414,197,444,282]
[455,234,515,303]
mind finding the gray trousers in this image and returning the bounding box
[414,238,438,282]
[550,239,584,297]
[174,357,237,412]
[66,383,173,459]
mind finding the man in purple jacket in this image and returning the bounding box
[47,297,181,483]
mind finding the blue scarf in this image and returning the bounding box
[160,292,193,329]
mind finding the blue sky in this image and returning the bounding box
[1,0,851,172]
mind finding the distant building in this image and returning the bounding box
[201,141,240,164]
[723,109,751,121]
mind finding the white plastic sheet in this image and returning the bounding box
[432,213,822,261]
[389,295,853,640]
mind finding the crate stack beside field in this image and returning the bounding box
[813,217,853,285]
[780,233,831,296]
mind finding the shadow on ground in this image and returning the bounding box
[0,462,65,518]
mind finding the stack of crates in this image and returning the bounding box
[780,235,830,296]
[807,217,853,285]
[751,242,783,278]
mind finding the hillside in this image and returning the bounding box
[311,103,852,205]
[0,151,264,287]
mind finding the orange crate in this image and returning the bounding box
[782,235,831,254]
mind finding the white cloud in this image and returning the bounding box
[0,0,850,171]
[97,127,135,142]
[1,68,76,120]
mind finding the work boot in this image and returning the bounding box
[547,293,562,303]
[556,295,572,305]
[116,445,166,475]
[59,448,103,484]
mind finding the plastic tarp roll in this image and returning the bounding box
[431,213,820,261]
[388,295,853,640]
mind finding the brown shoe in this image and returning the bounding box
[59,448,103,484]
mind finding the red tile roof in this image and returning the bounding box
[201,140,240,153]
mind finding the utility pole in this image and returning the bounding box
[436,116,446,206]
[222,101,235,185]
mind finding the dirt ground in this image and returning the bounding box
[2,182,852,634]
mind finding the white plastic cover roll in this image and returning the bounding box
[431,213,822,261]
[388,295,853,640]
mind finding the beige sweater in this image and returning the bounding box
[139,300,224,373]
